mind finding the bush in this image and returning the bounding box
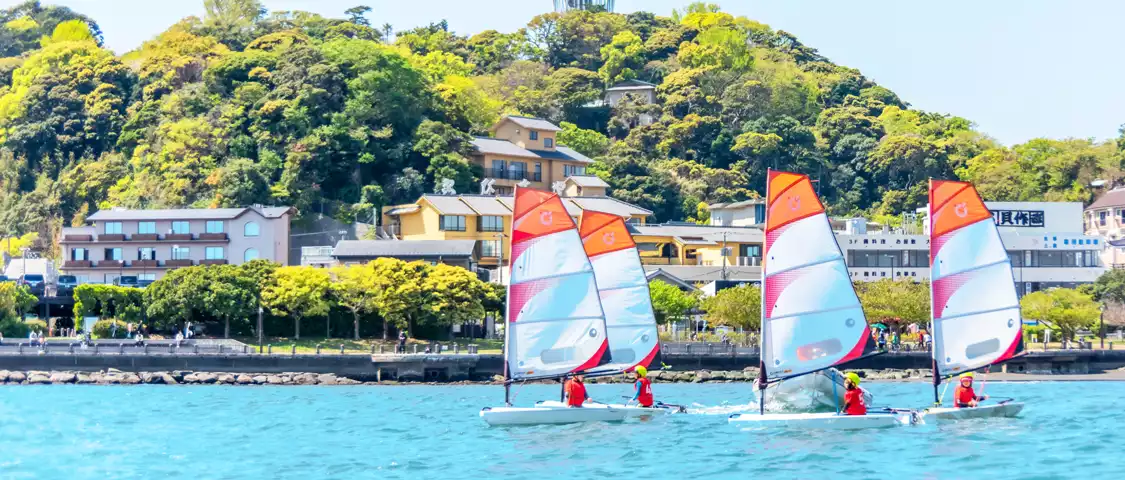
[0,319,29,338]
[92,319,128,339]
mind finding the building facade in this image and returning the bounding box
[1084,187,1125,267]
[60,206,292,283]
[331,240,477,270]
[472,116,595,195]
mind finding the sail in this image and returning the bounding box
[506,187,611,381]
[929,180,1024,377]
[761,170,875,381]
[579,211,660,375]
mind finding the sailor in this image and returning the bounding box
[628,366,654,408]
[564,373,590,407]
[954,372,988,408]
[843,372,867,415]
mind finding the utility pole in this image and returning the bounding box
[258,304,264,353]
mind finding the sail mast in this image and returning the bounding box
[928,179,941,405]
[758,169,771,415]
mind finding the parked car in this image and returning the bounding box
[138,279,155,288]
[18,274,45,296]
[113,276,139,288]
[56,275,79,297]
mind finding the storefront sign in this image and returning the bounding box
[992,210,1044,227]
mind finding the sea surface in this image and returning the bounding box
[0,381,1114,479]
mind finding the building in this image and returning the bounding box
[1084,187,1125,267]
[331,240,477,269]
[381,193,653,282]
[707,199,765,227]
[553,0,614,12]
[628,223,762,268]
[841,201,1104,296]
[472,116,596,195]
[60,206,293,283]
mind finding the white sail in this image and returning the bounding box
[506,188,610,381]
[761,171,874,382]
[579,211,660,375]
[929,180,1024,377]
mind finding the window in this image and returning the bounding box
[104,222,122,234]
[1007,250,1024,267]
[206,221,224,234]
[138,222,156,234]
[1100,211,1107,226]
[71,248,88,261]
[206,247,225,260]
[172,221,190,234]
[491,159,505,176]
[172,247,190,260]
[138,248,156,261]
[138,273,156,281]
[544,137,554,148]
[846,250,928,268]
[244,222,260,237]
[480,240,501,257]
[478,215,504,232]
[1119,209,1125,225]
[104,248,122,261]
[563,165,586,177]
[534,163,542,181]
[244,248,260,262]
[740,244,762,258]
[529,130,538,140]
[439,215,466,232]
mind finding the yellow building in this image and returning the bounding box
[471,115,594,195]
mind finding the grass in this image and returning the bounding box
[233,336,502,355]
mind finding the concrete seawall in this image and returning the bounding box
[0,348,1118,382]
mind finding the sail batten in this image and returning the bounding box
[928,180,1025,378]
[761,170,876,381]
[506,187,611,381]
[580,210,660,375]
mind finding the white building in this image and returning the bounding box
[708,199,765,227]
[838,201,1105,296]
[1083,187,1125,268]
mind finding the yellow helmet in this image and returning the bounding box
[845,372,860,385]
[960,372,974,380]
[634,366,648,377]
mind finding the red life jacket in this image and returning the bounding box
[844,388,866,415]
[565,379,587,407]
[954,385,976,408]
[636,377,653,407]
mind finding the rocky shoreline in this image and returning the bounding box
[0,368,934,386]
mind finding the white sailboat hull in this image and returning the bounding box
[925,402,1024,421]
[728,411,916,429]
[755,368,874,410]
[480,405,629,426]
[536,400,682,417]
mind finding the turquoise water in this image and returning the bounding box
[0,381,1114,479]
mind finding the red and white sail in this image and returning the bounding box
[506,187,611,381]
[761,170,875,381]
[579,210,660,375]
[929,180,1024,376]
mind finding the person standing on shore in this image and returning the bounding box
[628,366,654,408]
[954,372,988,408]
[842,372,867,415]
[398,330,407,353]
[564,373,591,407]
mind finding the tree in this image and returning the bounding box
[854,279,929,325]
[201,264,257,338]
[557,122,609,158]
[330,263,380,339]
[344,6,371,27]
[1089,269,1125,305]
[1021,288,1100,341]
[598,30,644,84]
[421,263,489,332]
[701,284,760,330]
[261,266,331,339]
[144,267,210,331]
[648,280,698,325]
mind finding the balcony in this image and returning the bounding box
[200,259,228,265]
[134,260,159,268]
[100,234,126,241]
[640,257,699,266]
[165,233,193,241]
[198,233,229,241]
[63,260,92,268]
[133,234,160,241]
[63,234,93,242]
[165,259,194,267]
[487,169,542,182]
[96,260,123,269]
[735,256,762,267]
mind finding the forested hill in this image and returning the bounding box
[1,0,1123,253]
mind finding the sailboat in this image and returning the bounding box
[924,179,1025,421]
[729,170,916,428]
[480,187,627,426]
[535,210,683,416]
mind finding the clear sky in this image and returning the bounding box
[4,0,1123,146]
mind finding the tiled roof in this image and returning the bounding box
[607,79,657,91]
[333,240,476,258]
[570,197,652,218]
[460,196,512,216]
[471,138,593,164]
[553,146,593,164]
[86,206,293,221]
[628,223,763,243]
[388,194,650,219]
[565,175,610,188]
[709,199,765,210]
[422,195,477,215]
[642,265,762,282]
[496,115,561,132]
[1087,188,1125,211]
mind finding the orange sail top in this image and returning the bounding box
[766,171,825,233]
[929,179,992,239]
[511,188,576,245]
[579,211,635,258]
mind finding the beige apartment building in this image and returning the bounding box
[471,115,594,195]
[60,206,293,283]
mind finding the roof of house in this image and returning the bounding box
[642,265,761,283]
[86,206,293,222]
[709,199,765,210]
[471,138,593,164]
[1087,188,1125,211]
[493,115,562,132]
[570,197,652,218]
[565,175,610,188]
[459,196,512,216]
[645,269,699,291]
[390,194,652,219]
[628,223,763,243]
[607,79,657,91]
[332,240,476,258]
[422,195,477,215]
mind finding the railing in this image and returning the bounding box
[487,169,542,182]
[735,256,761,267]
[640,257,698,266]
[199,259,228,265]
